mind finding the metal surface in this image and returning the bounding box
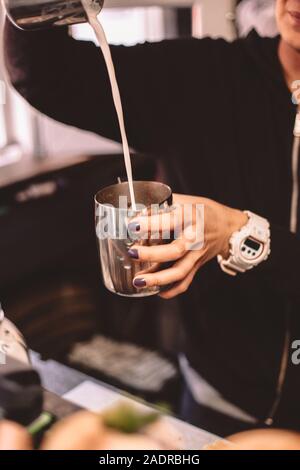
[95,181,172,297]
[4,0,104,30]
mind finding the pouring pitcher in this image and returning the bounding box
[4,0,104,30]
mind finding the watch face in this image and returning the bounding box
[244,238,261,251]
[241,237,263,260]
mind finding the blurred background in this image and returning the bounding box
[0,0,277,414]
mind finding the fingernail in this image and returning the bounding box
[133,278,146,288]
[128,248,139,259]
[128,222,140,233]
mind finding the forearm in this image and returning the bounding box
[4,19,203,155]
[4,20,120,140]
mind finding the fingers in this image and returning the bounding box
[129,239,187,263]
[0,420,32,450]
[128,205,184,237]
[128,199,204,240]
[133,251,201,289]
[159,261,202,300]
[128,224,204,263]
[127,198,206,296]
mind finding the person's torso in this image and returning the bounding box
[160,31,300,425]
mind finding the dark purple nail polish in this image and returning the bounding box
[128,248,139,259]
[133,278,146,288]
[128,222,140,233]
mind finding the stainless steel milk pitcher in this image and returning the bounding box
[95,181,173,298]
[4,0,104,30]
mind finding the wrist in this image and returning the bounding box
[220,209,249,259]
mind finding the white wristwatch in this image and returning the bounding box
[217,211,271,276]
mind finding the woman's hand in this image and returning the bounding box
[128,194,248,299]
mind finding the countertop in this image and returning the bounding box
[31,352,220,450]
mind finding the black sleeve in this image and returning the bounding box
[257,224,300,301]
[4,19,230,155]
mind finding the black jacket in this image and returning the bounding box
[4,21,300,428]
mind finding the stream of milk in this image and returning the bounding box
[84,5,137,210]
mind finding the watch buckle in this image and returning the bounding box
[217,256,238,276]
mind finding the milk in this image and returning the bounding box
[84,5,137,211]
